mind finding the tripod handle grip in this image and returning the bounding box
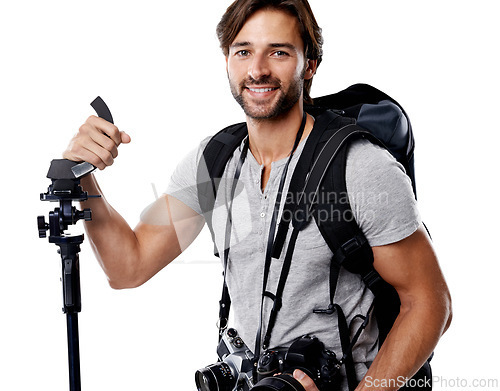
[90,96,114,124]
[70,97,115,178]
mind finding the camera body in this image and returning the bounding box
[196,330,341,391]
[195,328,255,391]
[254,335,341,391]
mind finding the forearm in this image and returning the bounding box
[80,174,142,288]
[356,300,451,391]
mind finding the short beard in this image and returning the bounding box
[229,68,306,120]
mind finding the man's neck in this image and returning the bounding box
[246,103,313,167]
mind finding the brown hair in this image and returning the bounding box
[216,0,323,105]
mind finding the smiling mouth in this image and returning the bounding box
[246,86,278,92]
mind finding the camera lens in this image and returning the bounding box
[195,363,235,391]
[252,374,305,391]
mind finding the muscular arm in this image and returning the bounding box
[355,225,452,391]
[81,174,205,289]
[294,225,452,391]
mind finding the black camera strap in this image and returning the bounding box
[219,112,306,342]
[218,135,249,338]
[254,113,307,360]
[258,117,351,351]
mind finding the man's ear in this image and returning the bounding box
[304,59,318,80]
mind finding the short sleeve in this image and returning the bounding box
[345,138,421,247]
[164,136,211,215]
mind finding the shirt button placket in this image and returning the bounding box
[259,189,268,251]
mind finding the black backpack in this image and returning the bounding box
[197,84,431,390]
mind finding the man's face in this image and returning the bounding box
[226,9,313,120]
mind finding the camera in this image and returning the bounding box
[253,335,342,391]
[196,330,342,391]
[195,328,255,391]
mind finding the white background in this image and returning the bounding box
[1,1,499,390]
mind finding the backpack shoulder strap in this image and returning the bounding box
[197,122,248,254]
[203,122,248,180]
[307,125,401,346]
[271,109,353,257]
[295,123,384,286]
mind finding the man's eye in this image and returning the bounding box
[273,51,289,57]
[237,50,250,57]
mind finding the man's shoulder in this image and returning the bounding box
[345,137,412,203]
[344,138,419,246]
[346,138,403,175]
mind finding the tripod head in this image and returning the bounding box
[37,160,94,240]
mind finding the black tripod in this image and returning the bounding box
[38,177,90,391]
[37,97,114,391]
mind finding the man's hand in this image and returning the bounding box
[63,115,131,170]
[293,369,319,391]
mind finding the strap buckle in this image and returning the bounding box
[334,236,366,266]
[362,270,382,290]
[341,237,363,256]
[313,304,336,315]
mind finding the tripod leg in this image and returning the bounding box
[56,238,83,391]
[67,313,81,391]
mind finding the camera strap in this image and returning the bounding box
[219,112,306,342]
[254,113,307,360]
[256,112,348,353]
[218,134,249,338]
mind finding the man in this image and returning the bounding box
[63,1,452,390]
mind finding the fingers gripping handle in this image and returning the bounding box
[70,97,114,178]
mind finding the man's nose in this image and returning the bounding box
[248,54,271,81]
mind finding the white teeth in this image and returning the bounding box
[249,87,275,93]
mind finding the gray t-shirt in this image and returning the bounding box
[166,129,420,383]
